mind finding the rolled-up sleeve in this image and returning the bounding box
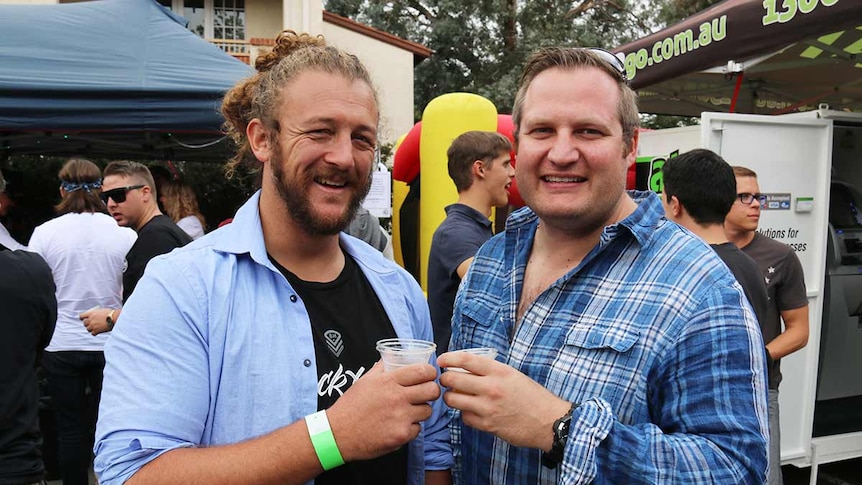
[94,256,209,485]
[562,290,769,484]
[407,277,453,471]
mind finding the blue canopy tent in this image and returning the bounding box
[0,0,253,162]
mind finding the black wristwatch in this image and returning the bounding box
[542,402,579,469]
[106,309,116,331]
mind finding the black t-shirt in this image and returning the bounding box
[124,215,192,301]
[712,243,769,327]
[272,252,407,485]
[0,250,57,484]
[712,242,773,386]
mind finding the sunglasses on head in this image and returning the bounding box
[580,47,628,83]
[100,185,145,204]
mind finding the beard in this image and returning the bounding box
[270,145,373,236]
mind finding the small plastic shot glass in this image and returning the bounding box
[376,338,437,371]
[445,347,499,373]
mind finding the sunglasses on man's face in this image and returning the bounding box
[100,185,145,204]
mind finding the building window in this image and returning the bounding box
[214,0,245,40]
[184,0,206,38]
[158,0,244,40]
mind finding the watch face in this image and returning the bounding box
[555,415,571,440]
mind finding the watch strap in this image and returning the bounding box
[106,310,116,331]
[542,402,580,469]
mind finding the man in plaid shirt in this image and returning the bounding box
[437,47,769,484]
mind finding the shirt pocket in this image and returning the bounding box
[459,301,504,349]
[565,325,640,353]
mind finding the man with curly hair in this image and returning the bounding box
[95,31,451,485]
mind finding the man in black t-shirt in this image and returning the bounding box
[92,32,450,485]
[0,250,57,485]
[663,150,778,481]
[80,161,191,333]
[662,150,768,327]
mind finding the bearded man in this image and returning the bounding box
[94,31,451,485]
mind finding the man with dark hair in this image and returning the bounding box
[0,248,56,485]
[437,47,768,484]
[662,149,768,328]
[427,130,513,352]
[94,31,451,485]
[726,165,809,485]
[79,161,191,329]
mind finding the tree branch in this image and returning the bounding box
[398,0,436,22]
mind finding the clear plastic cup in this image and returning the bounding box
[446,347,499,373]
[376,338,437,371]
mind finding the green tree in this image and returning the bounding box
[324,0,726,127]
[653,0,725,27]
[325,0,652,119]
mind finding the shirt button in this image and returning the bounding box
[303,359,311,367]
[290,295,297,302]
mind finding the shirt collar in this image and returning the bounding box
[208,190,394,275]
[445,203,492,228]
[613,190,664,247]
[504,190,663,248]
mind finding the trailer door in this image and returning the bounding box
[702,112,832,466]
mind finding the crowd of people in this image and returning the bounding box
[0,29,809,485]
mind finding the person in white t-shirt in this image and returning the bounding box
[160,180,206,240]
[28,158,137,485]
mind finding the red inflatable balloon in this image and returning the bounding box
[393,121,422,183]
[496,114,524,208]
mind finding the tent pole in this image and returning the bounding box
[729,72,744,113]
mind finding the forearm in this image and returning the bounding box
[592,412,766,484]
[126,421,321,485]
[766,323,808,360]
[425,469,452,485]
[567,308,768,483]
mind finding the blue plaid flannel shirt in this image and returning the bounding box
[449,191,769,484]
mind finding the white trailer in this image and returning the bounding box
[638,109,862,483]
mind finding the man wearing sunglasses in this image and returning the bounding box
[726,166,809,485]
[436,47,768,484]
[79,161,192,332]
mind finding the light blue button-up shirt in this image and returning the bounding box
[95,191,452,485]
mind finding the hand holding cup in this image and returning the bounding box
[376,338,437,371]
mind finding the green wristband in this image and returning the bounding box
[305,410,345,471]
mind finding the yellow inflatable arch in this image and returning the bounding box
[393,93,498,290]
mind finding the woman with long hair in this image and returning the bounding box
[28,158,136,485]
[160,180,206,239]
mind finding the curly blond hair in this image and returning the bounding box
[221,30,378,179]
[161,181,205,229]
